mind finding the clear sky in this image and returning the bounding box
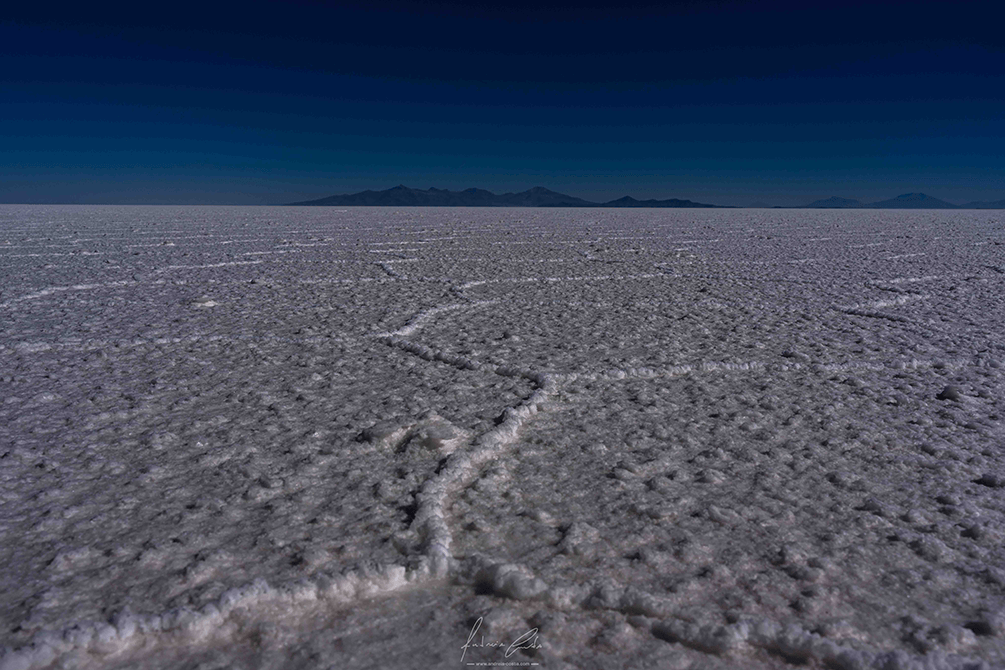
[2,1,1003,206]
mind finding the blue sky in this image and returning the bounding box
[2,1,1003,206]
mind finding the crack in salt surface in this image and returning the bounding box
[0,332,364,356]
[0,281,136,308]
[155,261,264,271]
[844,294,929,311]
[375,300,499,339]
[0,262,274,309]
[458,269,667,291]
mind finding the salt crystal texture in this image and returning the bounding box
[1,205,1004,669]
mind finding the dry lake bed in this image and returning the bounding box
[2,205,1005,669]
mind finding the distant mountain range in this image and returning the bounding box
[287,185,718,208]
[798,193,1005,209]
[801,196,866,208]
[962,199,1005,209]
[286,186,1005,209]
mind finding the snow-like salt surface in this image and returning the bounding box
[1,205,1004,669]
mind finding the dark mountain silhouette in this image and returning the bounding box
[602,196,716,208]
[495,186,597,207]
[797,193,1005,209]
[961,199,1005,209]
[800,196,864,208]
[868,193,959,209]
[287,186,1005,209]
[287,185,719,208]
[286,185,507,207]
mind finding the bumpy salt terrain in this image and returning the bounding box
[1,206,1004,670]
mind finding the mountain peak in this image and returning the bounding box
[285,186,723,208]
[800,196,863,208]
[871,193,958,209]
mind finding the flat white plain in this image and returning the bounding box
[1,205,1004,670]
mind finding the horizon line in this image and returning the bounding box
[2,185,1004,209]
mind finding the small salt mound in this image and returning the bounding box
[360,413,470,455]
[361,420,411,448]
[411,413,470,455]
[474,562,548,601]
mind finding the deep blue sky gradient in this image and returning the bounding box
[3,1,1003,206]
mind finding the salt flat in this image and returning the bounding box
[1,205,1004,670]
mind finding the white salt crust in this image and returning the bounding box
[1,206,1004,669]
